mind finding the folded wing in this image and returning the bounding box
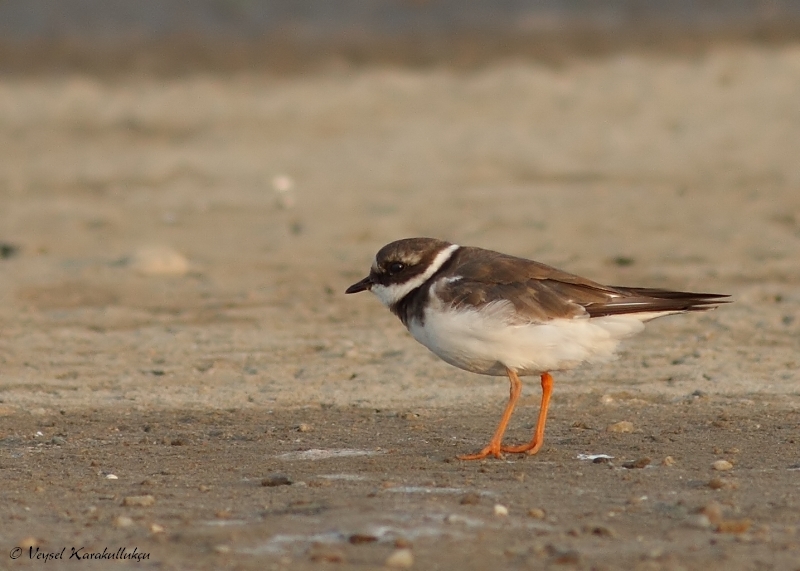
[436,248,729,323]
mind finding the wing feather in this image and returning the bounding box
[435,248,729,323]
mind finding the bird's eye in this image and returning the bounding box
[388,262,405,275]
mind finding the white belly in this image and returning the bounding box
[407,301,652,376]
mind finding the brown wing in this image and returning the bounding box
[435,247,729,323]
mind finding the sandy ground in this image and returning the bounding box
[1,45,800,570]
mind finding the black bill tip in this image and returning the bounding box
[345,276,372,294]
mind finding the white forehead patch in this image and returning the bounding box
[371,244,460,307]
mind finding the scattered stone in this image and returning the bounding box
[662,456,676,466]
[622,457,651,469]
[149,523,165,534]
[113,516,134,528]
[685,514,712,529]
[105,474,118,480]
[699,502,723,525]
[385,548,414,568]
[613,256,635,267]
[0,243,19,259]
[272,175,296,209]
[198,485,211,492]
[607,421,634,433]
[546,545,580,564]
[295,423,313,433]
[713,460,734,471]
[261,474,292,487]
[50,436,66,446]
[213,545,231,554]
[586,524,617,538]
[708,477,737,490]
[494,504,509,517]
[459,492,481,505]
[130,246,190,276]
[717,519,752,534]
[348,533,378,544]
[19,536,39,548]
[122,495,155,507]
[528,508,546,519]
[310,547,345,563]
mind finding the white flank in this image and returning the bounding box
[408,293,679,375]
[370,244,460,307]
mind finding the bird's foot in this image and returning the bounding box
[457,443,503,460]
[500,439,543,455]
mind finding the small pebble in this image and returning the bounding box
[272,175,296,209]
[546,545,580,564]
[295,423,313,432]
[494,504,509,517]
[622,457,651,469]
[348,533,378,544]
[459,492,481,505]
[662,456,676,466]
[122,494,155,507]
[310,548,344,563]
[130,246,190,276]
[586,524,617,538]
[113,516,134,528]
[606,421,634,433]
[261,474,292,487]
[19,536,39,548]
[708,477,737,490]
[0,242,19,259]
[213,545,231,554]
[385,548,414,568]
[685,514,712,529]
[713,460,734,471]
[717,519,752,534]
[528,508,546,519]
[700,502,723,525]
[149,523,165,534]
[105,474,119,480]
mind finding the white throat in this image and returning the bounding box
[371,244,460,307]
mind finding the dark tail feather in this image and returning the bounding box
[586,288,731,318]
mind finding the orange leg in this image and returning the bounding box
[500,371,553,455]
[458,368,522,460]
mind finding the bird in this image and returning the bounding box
[345,237,728,460]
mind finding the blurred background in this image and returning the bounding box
[0,0,799,408]
[2,0,800,73]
